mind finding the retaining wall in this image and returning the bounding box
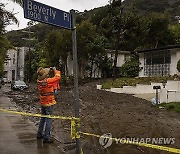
[98,81,180,103]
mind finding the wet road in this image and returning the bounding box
[0,85,63,154]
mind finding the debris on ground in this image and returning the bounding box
[5,82,180,154]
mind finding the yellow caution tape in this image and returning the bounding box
[1,108,180,153]
[81,148,84,154]
[71,118,80,139]
[79,131,180,154]
[71,119,76,139]
[0,108,79,121]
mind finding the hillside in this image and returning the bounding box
[5,23,59,47]
[123,0,180,17]
[5,0,180,47]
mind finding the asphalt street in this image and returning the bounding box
[0,85,62,154]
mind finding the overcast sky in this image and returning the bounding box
[2,0,109,31]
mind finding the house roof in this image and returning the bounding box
[137,44,180,53]
[105,49,131,54]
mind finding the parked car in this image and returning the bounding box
[11,80,28,90]
[3,78,11,83]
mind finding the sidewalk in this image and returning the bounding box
[133,93,155,101]
[0,88,62,154]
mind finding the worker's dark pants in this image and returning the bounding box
[37,105,54,140]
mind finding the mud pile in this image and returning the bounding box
[6,82,180,154]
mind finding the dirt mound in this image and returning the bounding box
[6,82,180,154]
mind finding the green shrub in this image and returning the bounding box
[167,105,175,110]
[158,102,180,112]
[119,56,141,77]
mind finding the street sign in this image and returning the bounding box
[24,0,71,29]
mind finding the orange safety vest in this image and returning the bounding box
[37,70,61,106]
[53,71,61,90]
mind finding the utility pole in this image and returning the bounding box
[22,22,35,82]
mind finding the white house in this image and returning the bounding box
[66,49,131,78]
[4,47,29,82]
[106,49,131,67]
[138,45,180,77]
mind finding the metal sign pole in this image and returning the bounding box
[156,89,158,105]
[70,9,80,154]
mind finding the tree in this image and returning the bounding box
[101,0,144,76]
[76,20,97,78]
[169,24,180,44]
[0,2,18,77]
[44,29,71,78]
[44,30,63,67]
[87,35,106,78]
[99,55,113,78]
[100,0,123,76]
[142,13,175,48]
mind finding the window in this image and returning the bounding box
[13,53,15,64]
[144,50,170,76]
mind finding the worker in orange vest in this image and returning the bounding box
[36,67,61,143]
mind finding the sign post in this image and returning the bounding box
[71,9,80,154]
[24,1,80,153]
[153,86,161,105]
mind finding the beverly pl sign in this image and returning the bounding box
[24,0,72,29]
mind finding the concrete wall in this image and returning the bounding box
[102,80,180,103]
[116,53,125,67]
[103,80,180,94]
[170,49,177,75]
[160,89,180,103]
[110,88,124,93]
[108,82,163,94]
[166,80,180,91]
[160,81,180,103]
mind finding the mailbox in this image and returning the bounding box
[153,86,161,89]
